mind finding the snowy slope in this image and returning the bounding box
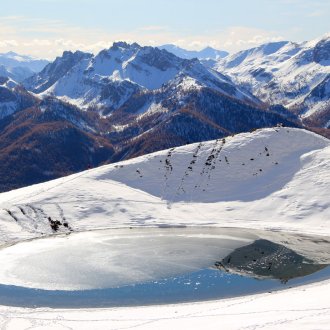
[0,279,329,329]
[215,34,330,126]
[0,127,329,329]
[0,127,328,243]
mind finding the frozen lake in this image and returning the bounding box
[0,227,329,308]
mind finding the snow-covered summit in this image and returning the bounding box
[215,35,330,127]
[0,51,49,82]
[24,42,258,113]
[159,44,229,60]
[0,127,328,243]
[91,42,186,89]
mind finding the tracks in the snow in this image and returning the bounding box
[2,203,73,234]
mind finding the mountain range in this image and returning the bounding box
[0,51,49,82]
[214,34,330,129]
[0,35,329,192]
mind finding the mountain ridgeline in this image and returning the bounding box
[0,36,329,192]
[214,34,330,129]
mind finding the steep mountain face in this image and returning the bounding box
[0,77,37,119]
[159,44,229,60]
[214,34,330,128]
[0,52,49,82]
[0,99,114,192]
[24,50,93,94]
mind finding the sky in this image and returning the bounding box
[0,0,329,59]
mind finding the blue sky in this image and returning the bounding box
[0,0,329,58]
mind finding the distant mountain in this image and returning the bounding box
[159,44,229,60]
[0,51,49,82]
[0,76,36,119]
[0,65,35,83]
[214,34,330,129]
[24,42,259,113]
[0,51,49,72]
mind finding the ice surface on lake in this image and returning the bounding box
[0,228,257,290]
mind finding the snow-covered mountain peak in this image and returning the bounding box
[159,44,229,60]
[24,50,92,94]
[95,42,258,102]
[1,51,27,62]
[303,33,330,48]
[0,51,49,82]
[96,42,184,70]
[61,50,90,59]
[53,50,93,70]
[0,51,45,63]
[24,42,261,112]
[312,36,330,64]
[76,42,187,90]
[254,41,289,55]
[216,41,297,70]
[214,35,330,126]
[110,41,140,51]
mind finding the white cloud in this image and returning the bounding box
[0,40,19,47]
[0,17,292,59]
[174,27,284,52]
[307,10,325,17]
[139,26,168,32]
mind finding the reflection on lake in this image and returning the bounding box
[215,239,327,284]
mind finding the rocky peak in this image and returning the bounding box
[110,41,140,52]
[24,50,92,93]
[138,46,184,71]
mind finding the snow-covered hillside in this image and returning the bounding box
[0,127,328,244]
[0,127,329,329]
[215,34,330,127]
